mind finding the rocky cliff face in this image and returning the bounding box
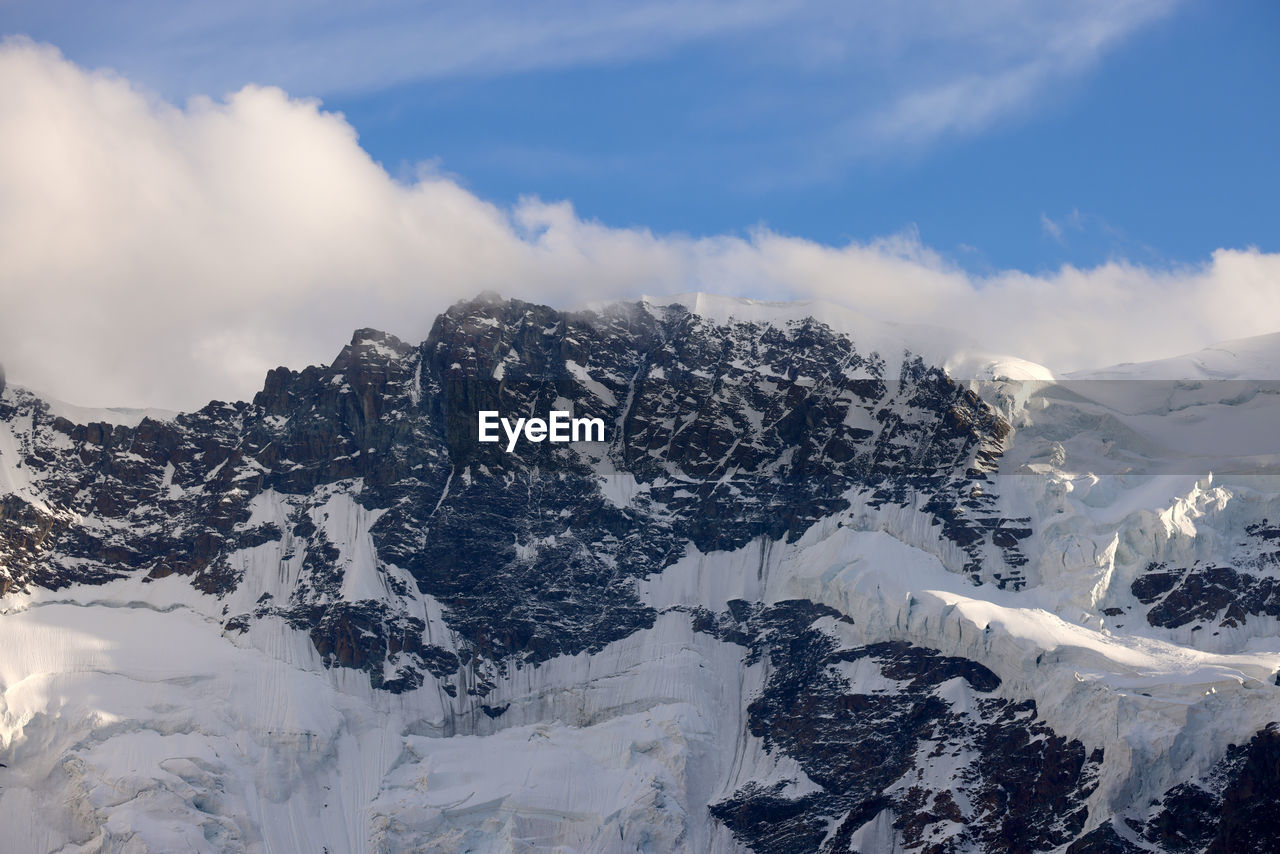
[2,294,1279,853]
[1069,725,1280,854]
[0,296,1023,689]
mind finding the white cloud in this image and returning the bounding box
[2,40,1277,410]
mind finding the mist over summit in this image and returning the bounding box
[3,39,1278,411]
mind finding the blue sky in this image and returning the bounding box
[6,0,1276,275]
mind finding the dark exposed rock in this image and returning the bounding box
[1066,823,1145,853]
[701,601,1101,853]
[284,600,460,694]
[223,614,251,634]
[1134,521,1280,631]
[1099,724,1280,854]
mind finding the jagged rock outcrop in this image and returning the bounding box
[700,601,1101,853]
[1134,522,1280,631]
[0,297,1028,686]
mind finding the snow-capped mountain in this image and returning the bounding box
[2,294,1280,853]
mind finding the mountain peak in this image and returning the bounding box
[5,293,1280,850]
[340,327,414,362]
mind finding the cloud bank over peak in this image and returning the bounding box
[1,39,1277,409]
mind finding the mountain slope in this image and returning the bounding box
[2,295,1280,853]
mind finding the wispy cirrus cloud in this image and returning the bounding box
[1041,212,1066,243]
[851,0,1177,149]
[3,0,1179,159]
[1,0,793,96]
[1040,208,1162,260]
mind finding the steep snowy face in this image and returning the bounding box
[0,298,1024,691]
[1069,723,1280,853]
[2,295,1280,853]
[981,369,1280,645]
